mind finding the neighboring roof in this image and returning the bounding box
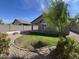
[12,19,31,24]
[31,15,43,24]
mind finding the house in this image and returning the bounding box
[70,18,79,34]
[31,15,69,35]
[76,18,79,23]
[12,19,31,25]
[31,15,47,31]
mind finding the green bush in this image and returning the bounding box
[49,37,79,59]
[0,32,10,59]
[31,41,48,49]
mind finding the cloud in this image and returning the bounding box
[39,0,79,16]
[37,0,50,11]
[39,0,72,10]
[38,0,45,10]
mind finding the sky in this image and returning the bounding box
[0,0,79,23]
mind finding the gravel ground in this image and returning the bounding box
[7,33,51,59]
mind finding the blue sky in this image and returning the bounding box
[0,0,79,23]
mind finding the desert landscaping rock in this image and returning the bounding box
[7,33,56,59]
[9,42,54,59]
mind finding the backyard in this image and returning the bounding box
[15,32,59,49]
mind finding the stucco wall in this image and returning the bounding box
[38,19,57,32]
[38,19,69,35]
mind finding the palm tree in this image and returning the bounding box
[43,0,76,59]
[43,0,75,39]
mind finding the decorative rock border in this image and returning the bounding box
[10,40,29,51]
[9,38,56,59]
[12,39,56,52]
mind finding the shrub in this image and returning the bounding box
[49,37,79,59]
[0,32,10,59]
[31,41,48,49]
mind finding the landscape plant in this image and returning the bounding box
[0,32,10,59]
[0,19,4,24]
[43,0,77,59]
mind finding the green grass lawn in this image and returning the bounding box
[15,32,59,49]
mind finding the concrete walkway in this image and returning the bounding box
[7,34,22,40]
[69,32,79,41]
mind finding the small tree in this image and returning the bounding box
[0,19,4,24]
[43,0,76,59]
[43,0,75,37]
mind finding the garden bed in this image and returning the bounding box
[15,32,59,49]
